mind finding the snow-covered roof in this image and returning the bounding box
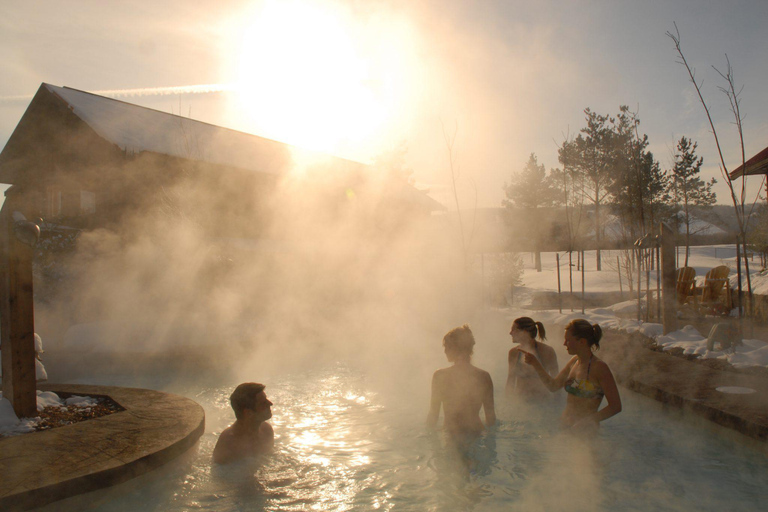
[44,83,301,175]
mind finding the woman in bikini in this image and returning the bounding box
[523,319,621,433]
[506,317,558,400]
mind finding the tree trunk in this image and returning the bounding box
[595,194,602,271]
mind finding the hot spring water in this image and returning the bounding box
[46,361,768,512]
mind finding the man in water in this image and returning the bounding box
[213,382,274,464]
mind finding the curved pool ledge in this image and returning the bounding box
[0,384,205,512]
[604,332,768,441]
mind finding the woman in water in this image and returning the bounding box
[524,319,621,433]
[427,324,496,443]
[506,317,559,399]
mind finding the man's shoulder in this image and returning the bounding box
[218,425,236,440]
[259,422,274,437]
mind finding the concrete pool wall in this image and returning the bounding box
[0,384,205,511]
[603,331,768,441]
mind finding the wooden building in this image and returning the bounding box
[0,83,440,238]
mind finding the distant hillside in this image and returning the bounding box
[690,204,768,235]
[690,205,740,234]
[436,203,749,253]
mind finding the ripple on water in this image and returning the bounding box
[72,364,768,512]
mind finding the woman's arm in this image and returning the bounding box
[594,362,622,422]
[542,345,559,377]
[426,372,442,428]
[524,353,576,392]
[505,348,519,393]
[483,371,497,427]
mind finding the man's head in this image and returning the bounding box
[230,382,272,421]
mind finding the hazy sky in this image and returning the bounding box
[2,0,767,209]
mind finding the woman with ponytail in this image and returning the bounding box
[506,317,559,399]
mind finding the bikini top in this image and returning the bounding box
[564,356,604,399]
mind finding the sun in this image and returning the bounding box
[232,0,406,156]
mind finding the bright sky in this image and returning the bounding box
[1,0,767,209]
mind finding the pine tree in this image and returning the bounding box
[502,153,560,270]
[671,136,716,267]
[558,110,616,270]
[502,153,559,209]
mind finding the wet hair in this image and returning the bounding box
[566,319,602,350]
[513,316,546,341]
[230,382,266,420]
[443,324,475,356]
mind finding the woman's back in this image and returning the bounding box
[433,364,492,436]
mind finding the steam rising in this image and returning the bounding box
[36,148,481,392]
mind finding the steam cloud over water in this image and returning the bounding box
[35,152,488,393]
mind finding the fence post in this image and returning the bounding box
[617,255,623,301]
[581,250,585,314]
[736,236,743,319]
[637,247,642,322]
[556,253,562,314]
[660,223,677,334]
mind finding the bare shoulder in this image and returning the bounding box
[473,366,493,383]
[592,357,614,376]
[540,343,557,357]
[508,347,520,361]
[212,425,237,463]
[259,422,275,449]
[217,425,236,441]
[259,422,274,439]
[433,367,450,380]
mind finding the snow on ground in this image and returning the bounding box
[0,391,100,436]
[516,245,764,295]
[512,244,768,372]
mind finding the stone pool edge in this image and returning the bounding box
[0,384,205,512]
[603,331,768,442]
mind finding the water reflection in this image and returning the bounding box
[72,365,768,512]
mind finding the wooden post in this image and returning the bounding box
[581,250,585,314]
[656,246,661,321]
[0,191,38,418]
[617,255,623,301]
[645,256,651,322]
[660,223,677,334]
[637,248,642,322]
[480,252,485,307]
[556,253,562,314]
[568,251,573,312]
[736,237,743,318]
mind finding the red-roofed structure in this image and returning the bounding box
[729,145,768,197]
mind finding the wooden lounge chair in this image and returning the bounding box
[695,265,732,314]
[675,267,696,305]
